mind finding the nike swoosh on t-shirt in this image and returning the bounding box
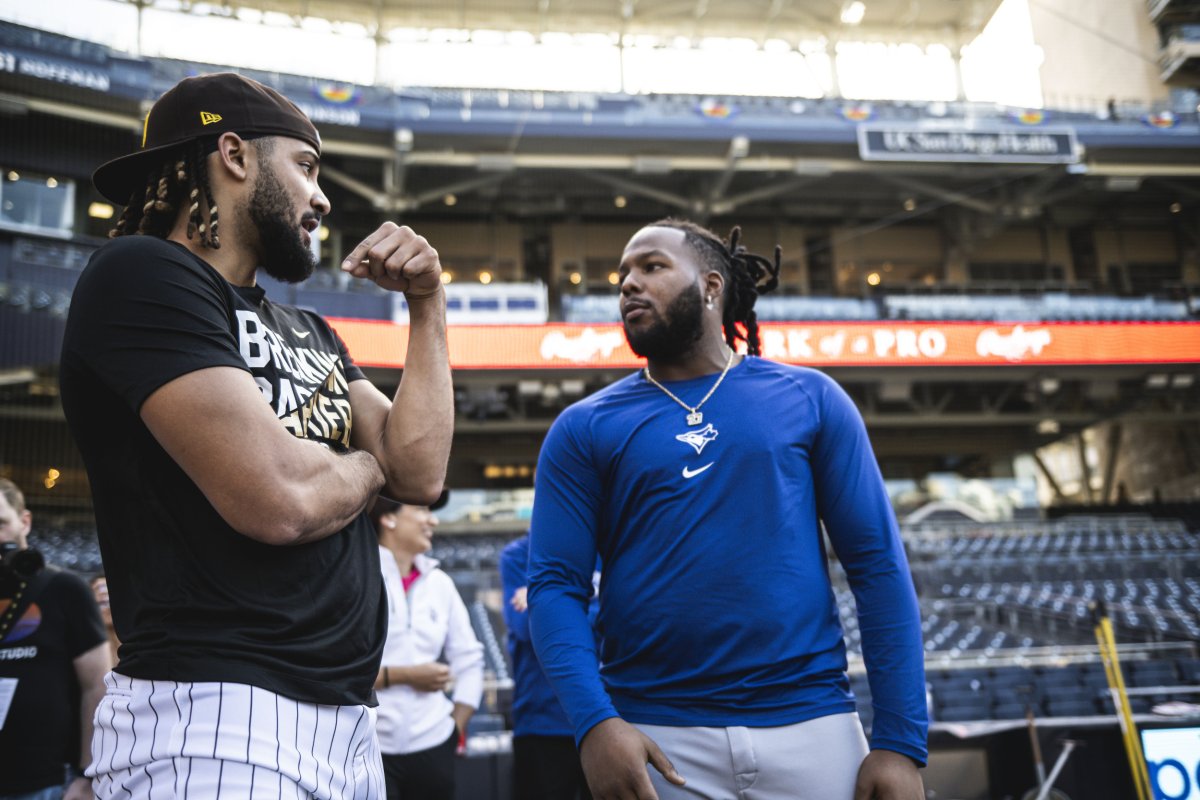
[682,463,714,479]
[292,328,311,339]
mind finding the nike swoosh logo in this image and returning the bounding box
[682,463,714,479]
[292,328,311,339]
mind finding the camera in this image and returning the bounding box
[0,541,44,582]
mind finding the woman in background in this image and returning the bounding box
[371,492,484,800]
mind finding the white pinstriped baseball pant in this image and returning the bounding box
[86,672,385,799]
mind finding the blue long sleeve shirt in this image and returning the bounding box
[500,535,575,738]
[527,357,928,764]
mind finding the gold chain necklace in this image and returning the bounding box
[643,348,735,426]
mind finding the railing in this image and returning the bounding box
[849,640,1199,673]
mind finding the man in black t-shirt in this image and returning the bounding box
[59,73,453,799]
[0,478,110,800]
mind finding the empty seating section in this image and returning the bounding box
[751,296,879,322]
[469,600,512,684]
[5,224,1197,326]
[897,516,1200,724]
[31,515,1200,727]
[562,292,1195,324]
[26,528,103,575]
[883,293,1192,321]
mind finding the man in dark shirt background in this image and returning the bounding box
[0,478,109,800]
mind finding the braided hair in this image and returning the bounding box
[650,218,781,356]
[109,137,221,249]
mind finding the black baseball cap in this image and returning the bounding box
[369,489,451,524]
[93,72,321,204]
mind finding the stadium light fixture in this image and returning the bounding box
[441,271,454,285]
[87,202,115,220]
[1170,202,1182,214]
[866,272,881,286]
[614,195,628,208]
[903,197,917,211]
[608,272,620,285]
[633,157,672,175]
[569,272,583,285]
[1104,176,1141,192]
[4,171,17,182]
[0,368,35,387]
[478,271,493,284]
[443,193,458,206]
[840,2,866,26]
[1036,419,1060,435]
[1171,374,1194,389]
[317,226,330,242]
[45,177,58,188]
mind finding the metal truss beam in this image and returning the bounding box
[578,169,696,212]
[876,173,999,215]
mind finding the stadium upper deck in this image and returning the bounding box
[1,16,1199,502]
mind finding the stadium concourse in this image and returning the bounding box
[3,1,1200,797]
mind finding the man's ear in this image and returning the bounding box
[703,269,726,305]
[17,508,31,545]
[213,132,250,182]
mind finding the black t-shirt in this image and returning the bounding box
[59,236,385,706]
[0,566,107,793]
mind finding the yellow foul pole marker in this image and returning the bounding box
[1090,602,1152,800]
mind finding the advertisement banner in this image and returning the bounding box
[328,320,1200,370]
[858,125,1079,163]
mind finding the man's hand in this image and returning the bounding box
[853,749,924,800]
[64,776,92,800]
[341,222,443,298]
[579,717,685,800]
[400,662,452,692]
[511,586,528,612]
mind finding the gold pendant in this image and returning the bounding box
[687,411,703,426]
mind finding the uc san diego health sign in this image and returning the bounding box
[858,125,1080,163]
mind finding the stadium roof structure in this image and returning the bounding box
[120,0,1006,43]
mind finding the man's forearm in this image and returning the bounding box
[379,289,453,500]
[285,448,384,545]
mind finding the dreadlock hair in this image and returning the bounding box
[649,218,781,356]
[109,137,221,249]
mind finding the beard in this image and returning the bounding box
[623,283,706,362]
[248,162,317,284]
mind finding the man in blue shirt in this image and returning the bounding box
[528,220,926,799]
[500,534,592,800]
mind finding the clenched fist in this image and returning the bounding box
[341,222,442,298]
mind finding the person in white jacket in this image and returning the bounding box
[371,491,485,800]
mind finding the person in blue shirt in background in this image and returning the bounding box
[527,219,927,800]
[501,533,593,800]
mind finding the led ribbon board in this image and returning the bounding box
[329,320,1200,369]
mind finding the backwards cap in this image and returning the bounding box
[93,72,320,204]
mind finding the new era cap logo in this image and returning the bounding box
[200,111,223,126]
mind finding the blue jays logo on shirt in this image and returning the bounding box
[675,424,718,455]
